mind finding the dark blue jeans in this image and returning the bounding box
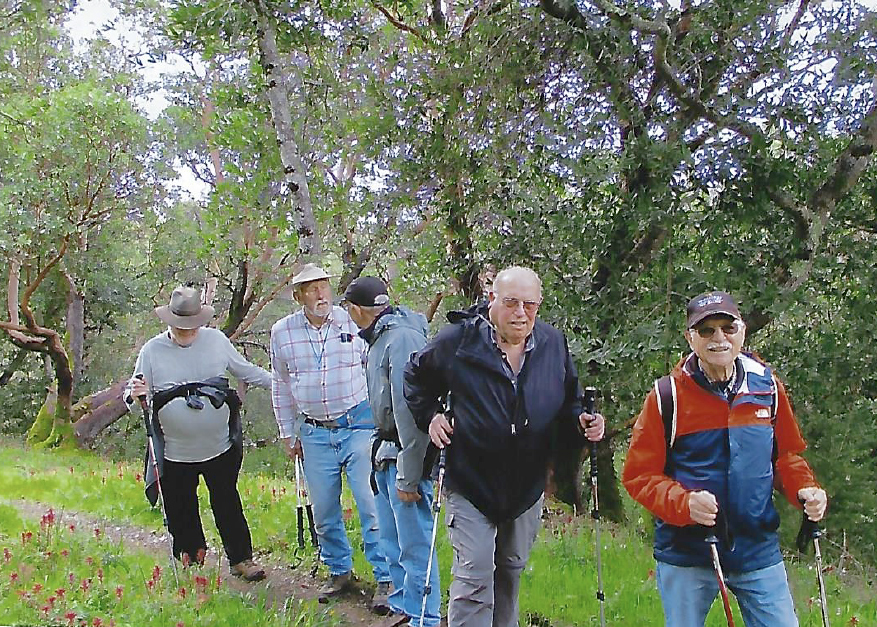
[162,446,253,566]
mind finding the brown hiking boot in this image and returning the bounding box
[230,559,266,582]
[317,571,352,602]
[371,580,393,615]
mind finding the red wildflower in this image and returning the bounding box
[115,585,123,599]
[47,596,56,606]
[41,605,51,616]
[55,588,66,598]
[93,618,103,627]
[10,571,18,582]
[85,556,94,566]
[179,586,187,598]
[93,528,101,539]
[849,618,859,626]
[97,568,104,584]
[3,547,10,562]
[33,583,43,593]
[152,565,161,580]
[69,524,76,532]
[61,549,69,558]
[21,531,33,544]
[80,578,91,593]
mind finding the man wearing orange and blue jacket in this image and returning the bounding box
[622,291,827,627]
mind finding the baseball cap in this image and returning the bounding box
[343,276,390,307]
[686,291,741,328]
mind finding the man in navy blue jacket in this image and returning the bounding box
[403,266,605,627]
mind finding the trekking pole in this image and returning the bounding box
[294,456,305,550]
[420,418,450,627]
[583,387,606,627]
[135,375,179,586]
[705,533,736,627]
[797,501,830,627]
[299,457,319,550]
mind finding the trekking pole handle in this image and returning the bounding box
[134,374,153,436]
[583,387,598,477]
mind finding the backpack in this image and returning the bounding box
[654,374,779,452]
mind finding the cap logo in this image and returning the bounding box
[697,294,724,308]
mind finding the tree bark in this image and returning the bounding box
[72,379,128,447]
[252,0,321,259]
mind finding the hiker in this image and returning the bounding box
[270,263,391,611]
[127,285,271,581]
[622,290,827,627]
[403,266,605,627]
[343,276,441,627]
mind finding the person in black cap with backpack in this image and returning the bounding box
[343,276,441,627]
[622,290,827,627]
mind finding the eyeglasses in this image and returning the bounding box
[693,322,741,338]
[500,297,541,313]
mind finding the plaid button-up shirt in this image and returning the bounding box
[270,306,368,439]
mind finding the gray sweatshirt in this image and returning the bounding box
[131,327,271,462]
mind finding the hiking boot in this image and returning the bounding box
[230,559,266,582]
[317,571,352,602]
[371,580,393,615]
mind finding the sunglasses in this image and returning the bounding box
[500,297,541,313]
[693,322,741,338]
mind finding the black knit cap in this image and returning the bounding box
[686,291,741,329]
[343,276,390,307]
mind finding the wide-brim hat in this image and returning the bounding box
[291,263,335,287]
[155,286,215,329]
[686,291,741,329]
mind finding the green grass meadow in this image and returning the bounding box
[0,439,874,626]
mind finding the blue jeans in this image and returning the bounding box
[298,402,390,582]
[656,560,798,627]
[374,463,441,627]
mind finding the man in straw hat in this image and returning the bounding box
[127,285,272,581]
[270,264,391,610]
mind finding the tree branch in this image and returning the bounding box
[371,2,430,44]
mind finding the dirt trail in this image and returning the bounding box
[6,498,389,627]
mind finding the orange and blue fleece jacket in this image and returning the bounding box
[622,352,819,572]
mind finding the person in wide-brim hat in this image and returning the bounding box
[155,286,215,329]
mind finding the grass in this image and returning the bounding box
[0,502,328,627]
[1,438,875,626]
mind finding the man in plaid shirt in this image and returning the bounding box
[271,263,391,610]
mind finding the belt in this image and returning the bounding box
[302,417,343,429]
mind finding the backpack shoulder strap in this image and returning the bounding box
[655,375,678,449]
